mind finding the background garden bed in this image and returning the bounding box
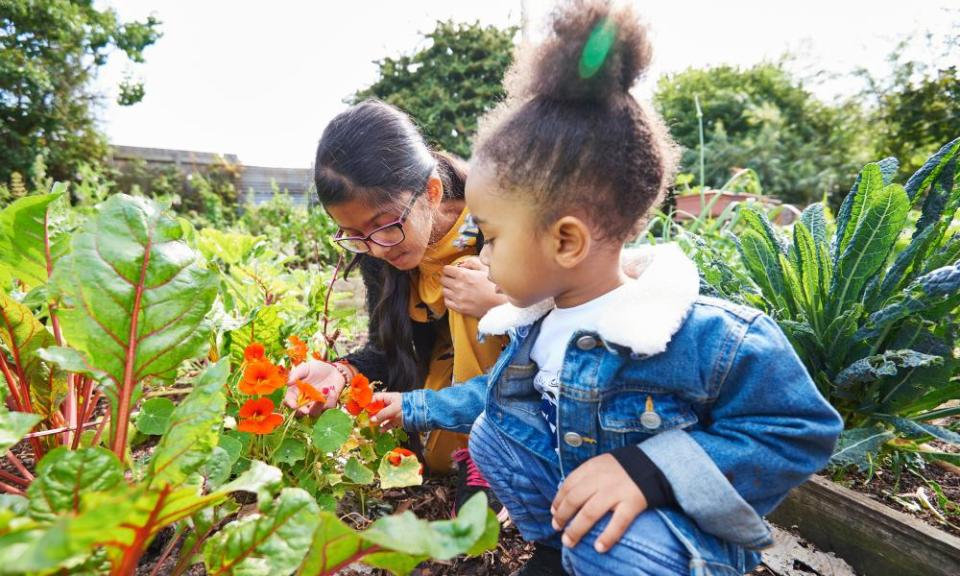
[770,475,960,576]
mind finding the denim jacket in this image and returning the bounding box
[402,243,843,549]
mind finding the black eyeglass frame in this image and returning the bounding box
[332,189,424,254]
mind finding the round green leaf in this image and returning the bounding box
[273,437,306,466]
[374,433,397,456]
[344,457,374,485]
[218,434,243,464]
[311,409,352,453]
[135,397,175,435]
[378,452,423,490]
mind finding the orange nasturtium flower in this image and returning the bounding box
[237,398,284,434]
[287,335,308,366]
[344,372,373,415]
[244,342,265,362]
[294,379,326,407]
[365,399,386,416]
[239,360,285,395]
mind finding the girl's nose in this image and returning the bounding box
[368,242,390,259]
[479,244,491,266]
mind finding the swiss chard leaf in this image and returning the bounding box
[47,194,218,456]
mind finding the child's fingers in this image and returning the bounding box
[593,502,640,553]
[551,482,594,531]
[441,265,463,282]
[458,257,486,271]
[560,493,616,549]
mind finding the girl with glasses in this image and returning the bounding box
[286,99,508,513]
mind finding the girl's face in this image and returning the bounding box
[465,163,562,308]
[326,187,436,271]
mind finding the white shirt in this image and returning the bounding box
[530,284,629,439]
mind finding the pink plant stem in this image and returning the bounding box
[62,374,78,446]
[26,418,102,440]
[72,387,100,451]
[6,451,33,481]
[147,528,183,576]
[0,469,28,487]
[0,480,25,496]
[0,353,23,411]
[320,253,345,361]
[92,413,110,447]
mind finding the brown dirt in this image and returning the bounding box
[835,456,960,537]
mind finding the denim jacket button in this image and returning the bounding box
[575,335,597,351]
[563,432,583,447]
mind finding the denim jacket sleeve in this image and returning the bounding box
[638,314,843,549]
[401,374,488,434]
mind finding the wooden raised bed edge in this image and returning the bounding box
[768,475,960,576]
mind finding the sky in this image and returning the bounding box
[94,0,958,169]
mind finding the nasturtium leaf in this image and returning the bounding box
[344,457,374,485]
[314,492,337,513]
[149,360,228,489]
[26,447,123,522]
[135,397,175,435]
[378,452,423,490]
[203,446,233,490]
[203,488,320,576]
[312,409,352,453]
[218,434,244,464]
[0,408,41,453]
[374,432,398,456]
[274,437,306,466]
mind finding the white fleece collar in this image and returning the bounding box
[478,243,700,356]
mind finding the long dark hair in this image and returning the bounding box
[314,99,466,392]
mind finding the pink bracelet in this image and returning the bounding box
[332,361,354,387]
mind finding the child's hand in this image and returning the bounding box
[441,257,507,318]
[369,392,403,429]
[551,453,648,553]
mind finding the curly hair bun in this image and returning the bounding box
[515,0,652,103]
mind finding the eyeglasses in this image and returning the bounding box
[332,190,423,254]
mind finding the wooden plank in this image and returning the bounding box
[768,475,960,576]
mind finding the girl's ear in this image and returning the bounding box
[425,173,444,208]
[549,216,592,269]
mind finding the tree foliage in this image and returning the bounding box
[654,62,872,207]
[353,20,516,158]
[0,0,161,183]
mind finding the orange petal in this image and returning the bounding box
[244,342,265,361]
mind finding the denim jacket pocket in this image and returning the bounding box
[598,390,699,435]
[495,362,540,416]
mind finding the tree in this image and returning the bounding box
[861,17,960,176]
[352,20,516,158]
[654,63,872,207]
[0,0,161,183]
